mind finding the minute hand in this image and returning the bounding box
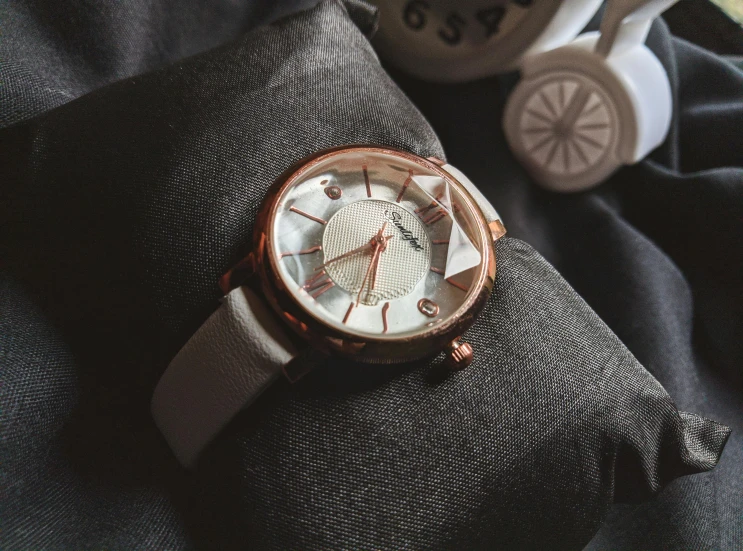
[357,243,382,307]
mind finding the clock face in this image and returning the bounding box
[370,0,603,81]
[267,148,491,340]
[389,0,540,51]
[371,0,556,79]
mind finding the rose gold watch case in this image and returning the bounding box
[227,145,497,364]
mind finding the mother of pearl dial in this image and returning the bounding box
[270,150,487,339]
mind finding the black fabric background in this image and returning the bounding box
[389,14,743,549]
[0,1,741,549]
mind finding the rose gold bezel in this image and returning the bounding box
[251,145,496,364]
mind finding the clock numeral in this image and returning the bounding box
[403,1,530,43]
[475,7,505,38]
[416,194,462,225]
[403,0,429,30]
[424,210,447,225]
[438,12,466,46]
[415,196,447,225]
[303,270,334,298]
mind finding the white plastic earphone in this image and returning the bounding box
[503,0,679,192]
[370,0,679,192]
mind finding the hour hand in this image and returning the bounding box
[316,221,392,271]
[315,241,374,270]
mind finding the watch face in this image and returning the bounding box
[264,147,493,344]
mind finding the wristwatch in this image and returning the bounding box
[151,145,506,468]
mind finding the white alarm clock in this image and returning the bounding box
[370,0,604,81]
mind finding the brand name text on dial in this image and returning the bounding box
[385,210,425,251]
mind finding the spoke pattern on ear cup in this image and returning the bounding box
[518,78,614,176]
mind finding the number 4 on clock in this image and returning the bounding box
[475,7,505,38]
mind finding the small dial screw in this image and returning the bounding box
[325,186,342,200]
[417,298,439,317]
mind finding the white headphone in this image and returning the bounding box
[370,0,679,192]
[503,0,679,191]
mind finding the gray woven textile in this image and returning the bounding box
[0,0,738,549]
[392,10,743,548]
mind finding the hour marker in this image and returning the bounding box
[279,245,322,259]
[343,302,355,324]
[396,170,413,203]
[430,267,469,292]
[289,206,327,225]
[381,302,390,333]
[363,164,371,197]
[303,270,334,298]
[324,186,342,200]
[417,298,439,318]
[415,193,448,224]
[415,200,438,215]
[423,210,447,225]
[320,179,329,185]
[432,239,449,245]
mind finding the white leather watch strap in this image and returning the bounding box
[442,163,503,225]
[151,286,297,468]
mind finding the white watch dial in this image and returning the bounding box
[269,149,490,339]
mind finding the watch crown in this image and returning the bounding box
[445,339,474,371]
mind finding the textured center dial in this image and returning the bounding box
[323,200,431,305]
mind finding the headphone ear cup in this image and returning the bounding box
[504,33,672,192]
[597,41,674,166]
[504,46,627,192]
